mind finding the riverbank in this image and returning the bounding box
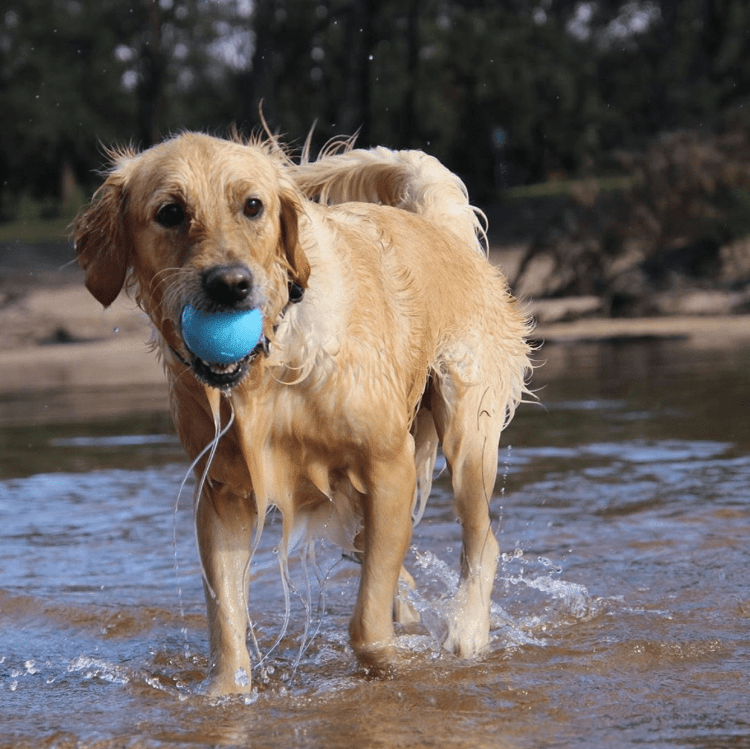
[2,246,750,398]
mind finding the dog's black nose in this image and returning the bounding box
[202,265,253,306]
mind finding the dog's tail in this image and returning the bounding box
[291,144,487,254]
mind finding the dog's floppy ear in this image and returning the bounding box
[72,171,130,308]
[278,188,311,289]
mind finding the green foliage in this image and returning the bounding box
[0,214,72,244]
[1,0,138,209]
[511,114,750,306]
[2,0,750,220]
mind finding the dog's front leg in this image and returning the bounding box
[349,442,416,674]
[195,481,256,695]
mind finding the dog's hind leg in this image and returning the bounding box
[195,480,256,695]
[432,376,505,657]
[349,437,417,673]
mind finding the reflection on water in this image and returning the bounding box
[1,337,750,748]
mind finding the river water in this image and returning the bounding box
[1,334,749,748]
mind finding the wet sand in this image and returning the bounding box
[0,278,163,393]
[2,251,750,395]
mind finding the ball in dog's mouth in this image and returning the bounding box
[180,305,264,388]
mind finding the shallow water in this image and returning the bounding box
[2,336,750,748]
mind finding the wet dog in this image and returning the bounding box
[74,131,532,695]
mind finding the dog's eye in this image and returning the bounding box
[243,198,263,219]
[155,203,185,228]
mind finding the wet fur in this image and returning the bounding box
[73,131,532,695]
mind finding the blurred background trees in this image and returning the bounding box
[2,0,750,282]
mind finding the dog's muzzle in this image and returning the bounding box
[172,265,304,391]
[174,264,266,389]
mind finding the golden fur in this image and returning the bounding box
[74,131,532,695]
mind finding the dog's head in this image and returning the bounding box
[73,133,310,389]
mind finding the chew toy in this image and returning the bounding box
[181,306,264,364]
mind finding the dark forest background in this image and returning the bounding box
[4,0,750,214]
[3,0,750,313]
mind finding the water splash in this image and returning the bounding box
[494,445,513,537]
[67,655,132,685]
[518,575,599,622]
[498,548,604,636]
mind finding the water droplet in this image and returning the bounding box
[234,667,249,687]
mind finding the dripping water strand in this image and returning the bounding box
[495,444,513,538]
[172,394,235,655]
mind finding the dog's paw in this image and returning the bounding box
[352,640,402,678]
[392,567,421,625]
[393,590,421,626]
[443,612,490,658]
[201,666,254,697]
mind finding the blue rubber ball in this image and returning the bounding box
[181,305,264,364]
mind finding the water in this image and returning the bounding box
[2,336,750,748]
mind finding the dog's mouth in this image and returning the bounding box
[185,335,270,390]
[174,268,300,391]
[190,355,251,389]
[177,289,269,389]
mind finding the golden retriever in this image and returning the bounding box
[73,130,532,695]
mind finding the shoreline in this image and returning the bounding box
[3,283,750,396]
[2,257,750,401]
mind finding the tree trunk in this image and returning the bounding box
[246,0,278,127]
[137,0,163,147]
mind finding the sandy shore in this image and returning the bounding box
[0,274,164,393]
[2,252,750,397]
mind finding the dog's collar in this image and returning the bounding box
[169,280,305,369]
[288,281,305,305]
